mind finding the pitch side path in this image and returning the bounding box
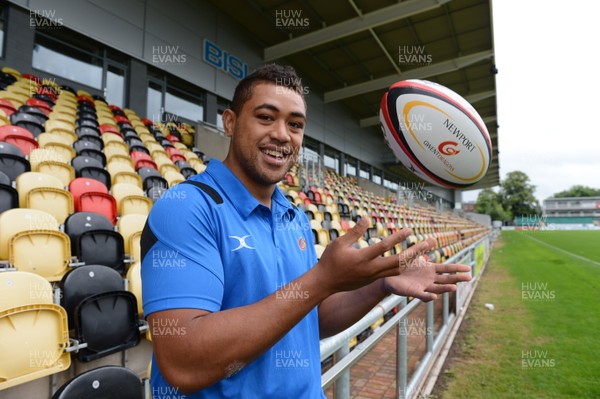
[433,230,600,399]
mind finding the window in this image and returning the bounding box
[31,30,129,106]
[0,6,6,58]
[373,172,381,185]
[166,86,203,122]
[345,162,356,177]
[146,70,205,124]
[106,64,125,108]
[324,154,338,170]
[33,33,103,89]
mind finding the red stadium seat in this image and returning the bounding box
[99,124,120,136]
[114,115,129,125]
[68,177,109,212]
[130,151,157,170]
[0,125,35,141]
[26,98,52,115]
[0,99,17,116]
[22,73,42,84]
[1,135,38,156]
[77,95,94,106]
[78,192,117,224]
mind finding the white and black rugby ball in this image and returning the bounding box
[380,79,492,189]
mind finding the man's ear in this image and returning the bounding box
[222,109,236,138]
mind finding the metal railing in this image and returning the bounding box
[320,233,494,398]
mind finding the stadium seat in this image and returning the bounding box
[75,126,101,139]
[0,270,71,386]
[77,147,106,166]
[59,265,124,329]
[69,177,108,212]
[73,138,102,154]
[9,230,72,281]
[104,140,130,161]
[79,166,111,189]
[51,366,143,399]
[112,170,143,189]
[16,171,63,207]
[43,142,76,161]
[130,150,157,170]
[0,209,58,260]
[35,161,75,186]
[164,170,185,187]
[138,167,168,190]
[117,214,146,257]
[72,154,103,175]
[0,98,17,116]
[1,133,38,156]
[10,112,44,137]
[146,185,166,203]
[112,183,152,216]
[78,192,117,224]
[64,211,114,255]
[76,229,125,273]
[73,291,140,362]
[26,187,74,224]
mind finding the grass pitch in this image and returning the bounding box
[434,230,600,399]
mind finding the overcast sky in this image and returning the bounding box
[461,1,600,204]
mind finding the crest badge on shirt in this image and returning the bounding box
[298,237,306,250]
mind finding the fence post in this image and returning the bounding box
[334,343,350,399]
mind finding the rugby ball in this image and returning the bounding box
[380,79,492,189]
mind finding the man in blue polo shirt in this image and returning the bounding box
[141,64,471,398]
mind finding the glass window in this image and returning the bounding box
[217,110,224,129]
[345,162,356,177]
[359,168,370,179]
[146,81,163,122]
[324,154,337,170]
[165,86,203,123]
[106,65,125,108]
[373,173,381,185]
[0,7,6,58]
[32,34,102,89]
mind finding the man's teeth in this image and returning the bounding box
[264,149,284,158]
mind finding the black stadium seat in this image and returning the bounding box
[75,126,101,138]
[59,264,124,328]
[0,182,18,213]
[72,155,103,175]
[10,112,44,137]
[79,166,111,189]
[64,211,114,255]
[138,167,168,190]
[74,291,140,362]
[0,154,30,182]
[77,229,125,273]
[77,148,106,166]
[73,139,102,153]
[51,366,143,399]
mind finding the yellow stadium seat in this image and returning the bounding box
[117,214,147,256]
[26,187,74,224]
[9,230,71,281]
[164,170,185,187]
[104,141,130,161]
[0,302,70,390]
[35,161,75,187]
[126,262,143,315]
[112,183,152,216]
[107,159,135,176]
[0,271,53,311]
[101,132,125,145]
[49,112,77,126]
[76,89,92,98]
[112,171,142,189]
[45,118,76,135]
[42,143,75,162]
[37,131,75,147]
[16,171,63,208]
[2,66,21,78]
[0,209,58,260]
[28,148,69,170]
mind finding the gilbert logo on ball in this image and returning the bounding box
[380,79,492,189]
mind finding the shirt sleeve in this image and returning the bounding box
[141,183,224,316]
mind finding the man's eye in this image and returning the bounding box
[290,121,304,129]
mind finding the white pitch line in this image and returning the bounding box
[519,233,600,267]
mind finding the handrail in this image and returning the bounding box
[319,233,494,398]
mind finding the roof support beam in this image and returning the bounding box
[263,0,451,61]
[359,86,496,127]
[327,49,494,103]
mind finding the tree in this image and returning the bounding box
[475,188,511,221]
[500,171,542,217]
[553,185,600,198]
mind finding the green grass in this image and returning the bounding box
[434,230,600,399]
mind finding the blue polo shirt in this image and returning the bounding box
[141,159,325,399]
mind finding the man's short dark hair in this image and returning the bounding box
[230,64,306,114]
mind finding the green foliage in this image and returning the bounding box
[500,171,542,217]
[475,188,511,221]
[474,171,541,221]
[553,185,600,198]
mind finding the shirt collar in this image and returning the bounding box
[205,159,296,222]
